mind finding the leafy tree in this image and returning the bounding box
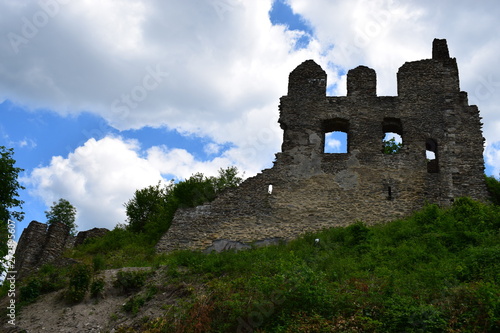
[0,146,24,275]
[45,198,77,235]
[485,175,500,205]
[125,181,174,234]
[211,166,243,193]
[383,137,402,154]
[124,167,243,240]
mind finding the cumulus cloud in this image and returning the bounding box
[23,137,163,230]
[0,0,325,172]
[4,0,500,230]
[22,135,252,230]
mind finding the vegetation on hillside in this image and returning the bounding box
[2,166,500,331]
[3,196,499,332]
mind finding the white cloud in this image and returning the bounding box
[0,0,322,172]
[4,0,500,232]
[23,137,164,230]
[22,135,252,231]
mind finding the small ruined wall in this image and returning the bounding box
[156,39,489,254]
[14,221,109,280]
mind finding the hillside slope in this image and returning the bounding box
[2,197,500,332]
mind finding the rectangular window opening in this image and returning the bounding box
[324,131,348,153]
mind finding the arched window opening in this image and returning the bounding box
[426,139,439,173]
[323,118,349,154]
[382,118,403,154]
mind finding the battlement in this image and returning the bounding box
[156,39,488,253]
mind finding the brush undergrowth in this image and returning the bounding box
[3,196,500,332]
[128,197,500,332]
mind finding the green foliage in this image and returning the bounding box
[124,181,174,234]
[485,174,500,205]
[19,278,42,304]
[18,264,66,304]
[383,137,402,154]
[90,277,105,298]
[122,286,157,314]
[0,146,24,273]
[66,263,92,303]
[45,198,77,235]
[113,270,152,294]
[124,166,243,243]
[129,197,500,332]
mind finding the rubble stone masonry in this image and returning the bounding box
[160,39,485,253]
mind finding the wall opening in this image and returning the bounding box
[325,131,348,153]
[323,118,349,154]
[382,118,403,154]
[426,139,439,173]
[387,186,393,200]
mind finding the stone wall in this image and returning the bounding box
[156,39,488,253]
[14,221,109,280]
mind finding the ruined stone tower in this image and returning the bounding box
[156,39,488,253]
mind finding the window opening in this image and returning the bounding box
[426,139,439,173]
[383,132,402,154]
[323,118,349,154]
[387,186,393,200]
[268,184,273,194]
[325,131,348,153]
[382,118,403,154]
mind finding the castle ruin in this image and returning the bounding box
[155,39,487,252]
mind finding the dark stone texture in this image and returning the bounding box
[14,221,109,280]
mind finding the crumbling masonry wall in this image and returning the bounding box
[156,39,488,253]
[14,221,109,280]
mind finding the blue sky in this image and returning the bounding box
[1,0,500,238]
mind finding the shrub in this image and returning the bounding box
[66,264,92,303]
[19,278,42,304]
[113,270,152,294]
[90,277,105,298]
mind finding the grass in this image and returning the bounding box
[139,197,500,332]
[3,197,500,332]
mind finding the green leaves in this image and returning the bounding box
[0,146,24,276]
[383,137,402,154]
[124,166,243,240]
[45,198,77,235]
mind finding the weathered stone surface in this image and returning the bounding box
[74,228,110,247]
[14,221,109,280]
[156,39,488,253]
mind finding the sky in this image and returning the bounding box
[1,0,500,238]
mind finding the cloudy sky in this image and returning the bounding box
[1,0,499,236]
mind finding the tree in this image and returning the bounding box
[0,146,24,275]
[124,166,244,239]
[124,181,173,234]
[383,137,402,154]
[45,198,77,235]
[211,166,243,193]
[485,175,500,205]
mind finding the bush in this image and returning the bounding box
[485,175,500,205]
[113,270,152,294]
[19,278,42,304]
[90,277,105,298]
[66,264,92,303]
